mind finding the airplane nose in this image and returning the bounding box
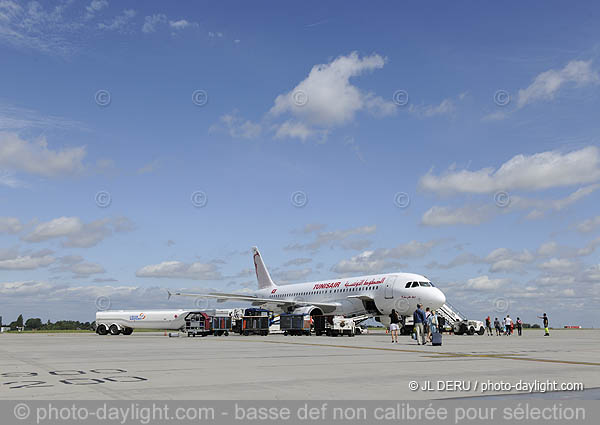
[436,288,446,307]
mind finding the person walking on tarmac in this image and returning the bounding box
[389,309,400,343]
[485,316,493,336]
[413,304,426,345]
[494,317,501,336]
[516,317,523,336]
[537,313,550,336]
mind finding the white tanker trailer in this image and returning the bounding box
[95,310,191,335]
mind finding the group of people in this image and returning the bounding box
[388,304,438,345]
[390,309,552,343]
[486,315,523,336]
[485,313,550,337]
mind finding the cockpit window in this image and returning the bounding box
[419,282,432,287]
[405,282,412,288]
[411,282,419,288]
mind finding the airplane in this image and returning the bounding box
[171,247,446,327]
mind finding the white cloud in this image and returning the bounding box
[331,240,439,274]
[268,52,395,139]
[516,184,600,219]
[273,120,316,141]
[285,225,376,251]
[282,257,312,267]
[0,132,86,178]
[136,260,222,280]
[0,249,55,270]
[465,275,507,291]
[517,60,599,108]
[98,9,136,32]
[22,216,133,248]
[0,0,78,55]
[69,262,105,276]
[273,268,312,283]
[420,146,600,195]
[0,103,84,131]
[0,217,22,234]
[421,204,494,226]
[85,0,108,19]
[426,253,484,270]
[537,242,559,257]
[53,255,105,277]
[210,111,262,139]
[422,184,599,227]
[538,258,578,273]
[0,280,54,296]
[142,13,166,33]
[331,251,392,275]
[137,159,161,175]
[374,240,440,259]
[485,248,535,273]
[409,98,455,118]
[577,216,600,234]
[169,19,192,30]
[0,170,22,188]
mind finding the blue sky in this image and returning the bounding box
[1,1,600,327]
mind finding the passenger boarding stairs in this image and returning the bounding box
[436,302,466,327]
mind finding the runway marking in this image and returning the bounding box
[236,339,600,366]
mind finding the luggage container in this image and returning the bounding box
[211,316,232,336]
[185,312,212,337]
[280,314,311,336]
[234,308,272,336]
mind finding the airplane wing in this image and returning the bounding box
[168,291,339,309]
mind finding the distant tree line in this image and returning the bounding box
[6,315,93,331]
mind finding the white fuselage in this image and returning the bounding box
[255,272,446,321]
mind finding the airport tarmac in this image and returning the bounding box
[1,329,598,400]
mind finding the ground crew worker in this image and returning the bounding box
[537,313,550,336]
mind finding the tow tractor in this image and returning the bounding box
[313,315,369,337]
[453,319,485,335]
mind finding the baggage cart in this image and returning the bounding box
[185,312,211,337]
[234,308,273,336]
[280,314,311,336]
[211,316,232,336]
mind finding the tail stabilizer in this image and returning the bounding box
[252,246,276,289]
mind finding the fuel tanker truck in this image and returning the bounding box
[95,310,191,335]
